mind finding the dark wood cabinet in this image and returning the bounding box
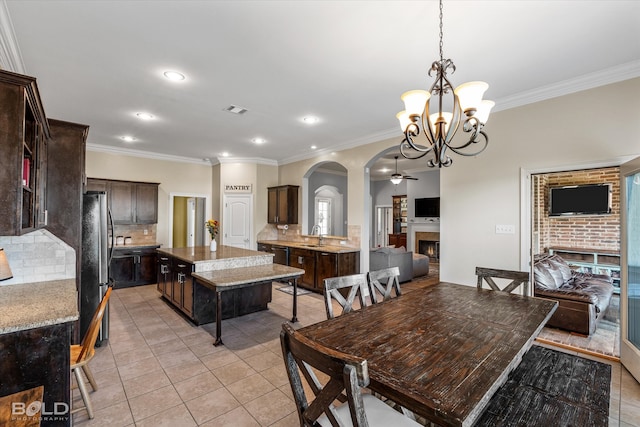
[289,247,316,290]
[86,178,159,224]
[268,185,299,224]
[0,70,50,235]
[172,259,194,314]
[135,183,159,223]
[315,251,359,293]
[111,247,159,288]
[109,181,135,224]
[157,254,172,298]
[388,233,407,248]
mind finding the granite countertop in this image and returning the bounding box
[192,263,304,291]
[257,240,360,254]
[111,243,161,250]
[0,279,79,335]
[157,245,273,265]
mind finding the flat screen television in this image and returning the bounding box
[415,197,440,218]
[549,184,611,216]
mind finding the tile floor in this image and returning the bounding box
[72,280,640,427]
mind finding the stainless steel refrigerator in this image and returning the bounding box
[81,191,113,346]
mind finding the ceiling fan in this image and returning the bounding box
[390,156,418,184]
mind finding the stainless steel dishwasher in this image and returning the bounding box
[271,245,289,265]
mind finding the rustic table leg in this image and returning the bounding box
[213,289,223,346]
[291,277,298,323]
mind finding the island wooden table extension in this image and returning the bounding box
[297,282,558,427]
[192,263,304,346]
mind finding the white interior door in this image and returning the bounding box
[620,156,640,383]
[375,206,392,247]
[186,197,195,247]
[223,194,253,249]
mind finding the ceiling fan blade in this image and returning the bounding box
[405,176,418,180]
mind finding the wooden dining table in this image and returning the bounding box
[297,282,558,427]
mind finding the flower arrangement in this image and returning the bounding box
[205,219,219,240]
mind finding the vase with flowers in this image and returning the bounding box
[206,219,219,251]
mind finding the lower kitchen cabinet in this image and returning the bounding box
[289,247,316,290]
[315,251,359,293]
[287,247,360,293]
[111,246,159,288]
[157,254,171,298]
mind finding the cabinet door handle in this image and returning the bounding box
[177,264,186,268]
[298,256,304,264]
[177,272,186,284]
[160,265,169,274]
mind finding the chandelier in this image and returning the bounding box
[396,0,494,168]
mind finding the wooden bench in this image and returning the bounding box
[192,264,304,346]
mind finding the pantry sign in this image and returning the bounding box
[224,184,252,194]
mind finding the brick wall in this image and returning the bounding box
[533,167,620,254]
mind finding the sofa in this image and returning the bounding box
[370,247,429,283]
[533,254,614,336]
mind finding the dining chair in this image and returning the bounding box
[476,267,530,296]
[70,286,112,419]
[323,273,369,319]
[367,266,402,304]
[280,323,422,427]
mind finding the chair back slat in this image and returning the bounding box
[324,274,368,319]
[476,267,530,296]
[76,286,112,363]
[280,323,369,427]
[367,267,402,304]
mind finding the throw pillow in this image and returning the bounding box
[534,263,558,290]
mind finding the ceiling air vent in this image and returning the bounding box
[223,105,248,115]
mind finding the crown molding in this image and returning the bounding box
[494,60,640,112]
[0,1,25,73]
[217,157,278,166]
[86,143,214,165]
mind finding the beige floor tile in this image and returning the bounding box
[156,347,199,369]
[243,350,282,372]
[117,356,163,381]
[134,403,197,427]
[243,388,296,426]
[80,283,636,426]
[122,369,172,399]
[199,406,260,427]
[163,359,211,384]
[71,399,134,426]
[200,348,241,370]
[128,384,183,422]
[211,360,258,386]
[226,373,276,404]
[184,387,241,425]
[173,371,223,401]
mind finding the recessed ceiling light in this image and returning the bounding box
[311,145,317,150]
[380,167,390,173]
[136,112,154,120]
[302,116,319,124]
[163,70,185,81]
[252,137,266,144]
[221,152,230,157]
[121,136,136,142]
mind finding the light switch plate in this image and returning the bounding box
[496,224,516,234]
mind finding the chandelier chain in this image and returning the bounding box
[438,0,444,61]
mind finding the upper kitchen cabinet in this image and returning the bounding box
[46,119,89,254]
[0,70,50,235]
[86,178,159,224]
[268,185,299,225]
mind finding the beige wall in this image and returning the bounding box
[440,77,640,286]
[86,77,640,284]
[279,78,640,285]
[86,151,213,247]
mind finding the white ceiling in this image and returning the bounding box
[3,0,640,179]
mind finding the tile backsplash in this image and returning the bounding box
[111,224,157,246]
[0,229,75,286]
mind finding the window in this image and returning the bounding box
[316,198,331,235]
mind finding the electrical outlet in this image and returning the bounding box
[496,224,516,234]
[143,229,148,235]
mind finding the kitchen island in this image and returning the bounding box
[156,245,302,327]
[0,279,78,426]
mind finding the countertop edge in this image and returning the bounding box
[257,240,360,254]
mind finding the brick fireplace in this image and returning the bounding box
[415,231,440,261]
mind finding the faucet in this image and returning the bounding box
[310,224,324,246]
